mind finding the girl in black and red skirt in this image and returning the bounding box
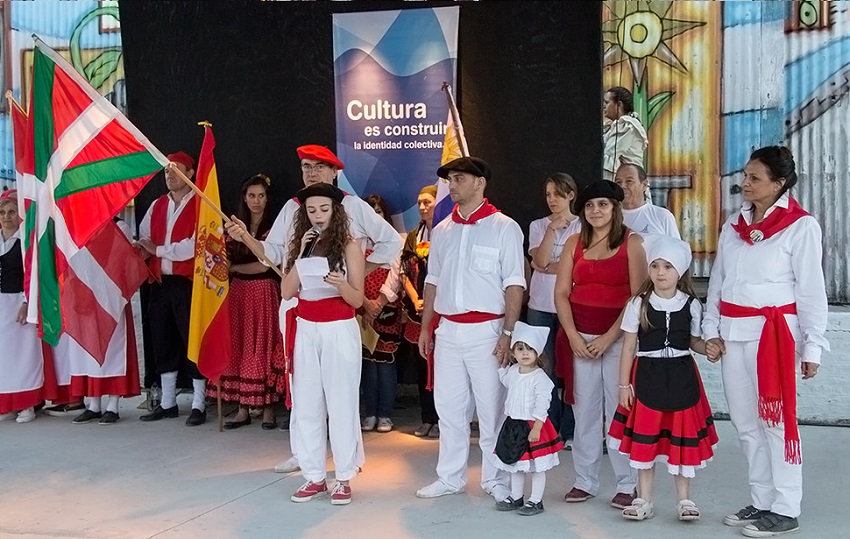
[494,322,564,516]
[608,236,718,522]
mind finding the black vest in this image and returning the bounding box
[0,238,24,294]
[637,295,695,353]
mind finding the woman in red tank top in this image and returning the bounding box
[554,180,646,507]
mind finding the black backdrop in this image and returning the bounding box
[120,0,602,238]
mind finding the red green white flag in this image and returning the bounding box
[24,38,168,346]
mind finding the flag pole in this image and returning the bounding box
[4,90,27,116]
[441,82,470,157]
[169,164,285,279]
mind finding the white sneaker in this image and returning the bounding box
[361,416,377,431]
[16,408,36,423]
[273,456,300,473]
[416,480,463,499]
[376,417,393,432]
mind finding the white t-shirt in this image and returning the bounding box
[622,203,680,239]
[621,290,702,358]
[498,365,554,421]
[527,216,580,313]
[425,212,526,316]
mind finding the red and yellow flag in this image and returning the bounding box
[187,124,231,381]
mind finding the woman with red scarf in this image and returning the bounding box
[554,180,646,509]
[704,146,829,538]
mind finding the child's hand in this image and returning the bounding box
[705,337,725,363]
[528,426,541,443]
[618,386,633,410]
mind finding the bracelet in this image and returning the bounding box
[617,384,631,390]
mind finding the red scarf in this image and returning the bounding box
[720,301,801,464]
[731,196,809,245]
[451,199,500,224]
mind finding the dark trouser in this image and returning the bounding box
[361,359,397,418]
[148,275,202,380]
[413,341,439,425]
[526,308,575,439]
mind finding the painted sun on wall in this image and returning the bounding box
[603,0,718,268]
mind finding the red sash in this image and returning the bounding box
[282,297,355,408]
[148,194,197,281]
[425,311,504,390]
[731,196,809,245]
[720,300,801,464]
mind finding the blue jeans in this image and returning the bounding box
[361,359,397,418]
[525,308,575,439]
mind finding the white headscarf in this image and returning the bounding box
[643,234,692,277]
[510,321,550,358]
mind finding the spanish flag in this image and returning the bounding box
[187,124,231,381]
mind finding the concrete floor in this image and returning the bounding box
[0,396,847,539]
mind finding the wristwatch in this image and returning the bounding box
[501,328,513,337]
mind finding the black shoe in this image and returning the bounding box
[185,408,207,427]
[262,421,277,430]
[72,409,102,424]
[517,500,544,516]
[223,417,251,430]
[99,411,120,425]
[724,505,773,527]
[495,496,524,512]
[742,513,799,537]
[140,405,179,422]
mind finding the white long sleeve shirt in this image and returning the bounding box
[498,365,554,421]
[702,194,830,363]
[426,211,526,316]
[138,191,196,275]
[527,216,580,313]
[261,194,403,269]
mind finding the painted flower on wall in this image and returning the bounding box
[602,1,705,131]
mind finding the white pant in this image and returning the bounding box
[433,319,508,493]
[571,332,636,495]
[722,340,803,517]
[292,317,363,482]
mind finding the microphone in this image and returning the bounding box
[300,225,322,258]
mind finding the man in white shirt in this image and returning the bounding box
[136,152,207,427]
[226,144,402,474]
[415,157,526,503]
[615,164,680,239]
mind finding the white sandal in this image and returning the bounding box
[677,499,701,521]
[622,498,654,521]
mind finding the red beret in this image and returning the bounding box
[167,151,196,170]
[296,145,344,170]
[0,189,17,203]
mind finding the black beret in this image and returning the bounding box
[437,156,491,181]
[575,180,624,211]
[296,182,345,205]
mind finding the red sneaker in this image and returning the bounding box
[331,482,352,505]
[290,481,328,503]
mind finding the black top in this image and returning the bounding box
[637,295,696,353]
[0,238,24,294]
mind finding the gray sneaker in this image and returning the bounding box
[724,505,772,527]
[376,417,393,432]
[428,423,440,438]
[742,514,800,537]
[517,500,544,516]
[495,496,523,512]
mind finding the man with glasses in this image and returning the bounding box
[415,157,525,504]
[226,144,402,474]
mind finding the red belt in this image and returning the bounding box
[720,300,801,464]
[283,297,355,408]
[424,311,504,390]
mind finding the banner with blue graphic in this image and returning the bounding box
[332,7,459,231]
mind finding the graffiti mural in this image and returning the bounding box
[602,1,850,302]
[1,0,125,191]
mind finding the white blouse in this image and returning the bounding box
[702,194,830,363]
[621,291,702,358]
[498,365,554,421]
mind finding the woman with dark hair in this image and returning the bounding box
[282,183,364,506]
[401,185,440,438]
[359,194,403,433]
[214,174,285,430]
[554,180,646,509]
[603,86,648,182]
[527,173,580,442]
[704,146,828,537]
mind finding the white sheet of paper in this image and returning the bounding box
[295,257,333,291]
